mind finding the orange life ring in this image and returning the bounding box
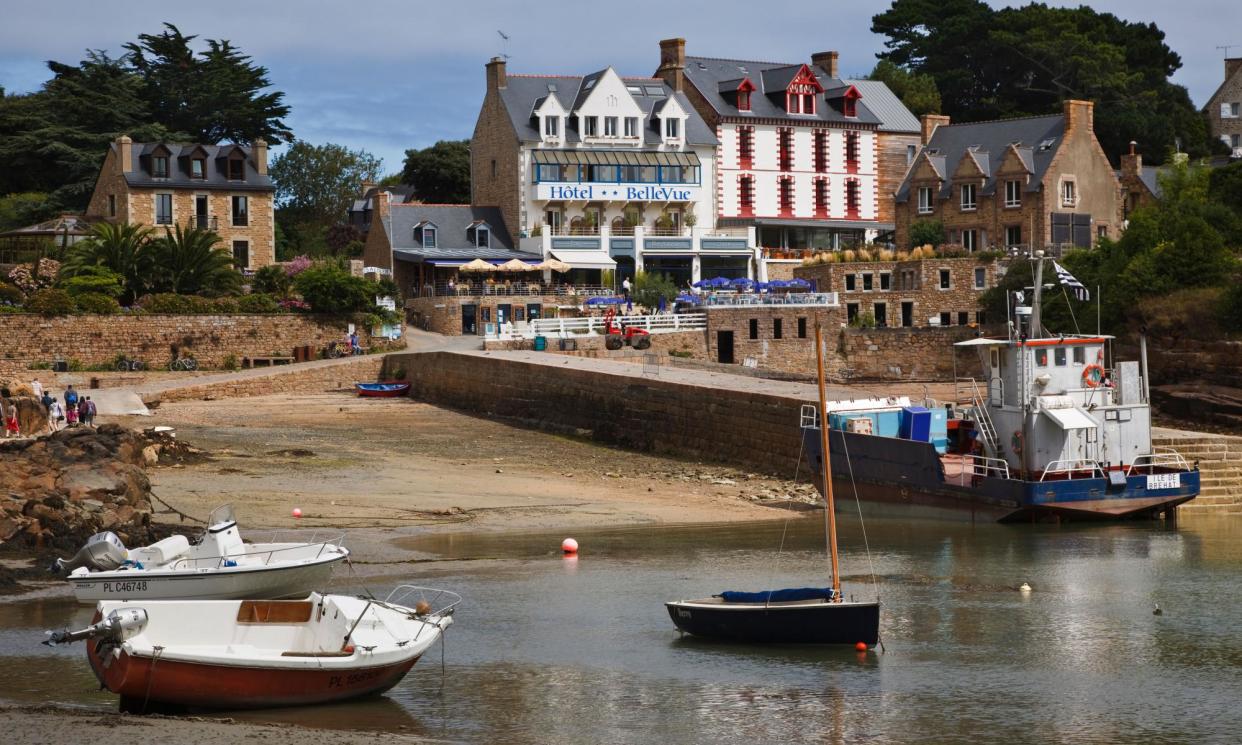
[1082,364,1105,388]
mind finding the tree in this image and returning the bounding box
[401,140,470,204]
[148,225,242,296]
[62,222,156,303]
[0,192,52,231]
[867,60,941,116]
[270,141,382,228]
[908,219,946,249]
[124,23,291,144]
[250,265,292,298]
[58,265,124,298]
[293,262,377,313]
[871,1,1214,163]
[632,271,678,310]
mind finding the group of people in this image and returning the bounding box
[0,378,102,438]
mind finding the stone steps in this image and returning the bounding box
[1153,433,1242,509]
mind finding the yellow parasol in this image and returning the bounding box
[459,258,496,272]
[536,258,572,273]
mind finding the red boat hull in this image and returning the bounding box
[87,643,421,710]
[355,382,410,398]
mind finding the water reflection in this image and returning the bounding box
[3,515,1241,743]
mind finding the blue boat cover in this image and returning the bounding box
[719,587,835,603]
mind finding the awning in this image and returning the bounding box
[531,149,701,168]
[1042,406,1097,430]
[550,249,617,270]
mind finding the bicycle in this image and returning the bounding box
[169,355,198,372]
[115,356,146,372]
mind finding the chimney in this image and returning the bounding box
[486,56,507,92]
[811,51,840,79]
[920,114,950,145]
[372,190,391,222]
[1063,99,1094,134]
[658,38,686,92]
[1227,58,1242,82]
[116,135,133,172]
[1120,141,1142,179]
[252,138,268,176]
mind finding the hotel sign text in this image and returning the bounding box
[536,183,700,202]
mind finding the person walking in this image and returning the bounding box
[621,276,632,300]
[3,400,19,438]
[48,398,64,432]
[64,384,78,411]
[65,398,78,427]
[85,396,97,427]
[77,397,90,427]
[30,378,43,400]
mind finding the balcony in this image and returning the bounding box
[189,215,218,231]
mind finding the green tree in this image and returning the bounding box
[149,225,242,296]
[867,60,941,116]
[58,265,124,298]
[270,141,382,227]
[124,23,291,144]
[0,192,52,231]
[250,264,292,298]
[401,140,470,204]
[293,262,376,313]
[62,222,156,303]
[908,219,946,249]
[632,271,678,310]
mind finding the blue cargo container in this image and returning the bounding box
[929,407,949,453]
[900,407,932,442]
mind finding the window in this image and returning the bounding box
[490,159,497,179]
[976,311,986,325]
[1233,133,1241,149]
[918,186,933,214]
[544,210,562,234]
[1035,349,1048,367]
[423,227,437,248]
[620,165,658,183]
[588,164,616,182]
[962,229,978,252]
[1098,225,1108,239]
[191,158,205,179]
[537,163,578,182]
[778,128,793,171]
[604,116,618,137]
[847,303,860,323]
[476,226,490,248]
[108,194,116,218]
[1061,179,1076,207]
[624,117,639,137]
[880,273,891,290]
[738,89,751,111]
[739,175,755,216]
[939,311,951,327]
[862,273,873,291]
[939,269,951,289]
[773,319,783,339]
[664,117,680,139]
[845,274,856,291]
[1223,102,1240,118]
[778,177,794,217]
[194,195,209,229]
[231,196,248,227]
[749,318,758,339]
[584,116,598,137]
[960,183,977,211]
[152,156,169,178]
[974,267,986,290]
[232,240,249,269]
[660,165,697,184]
[544,116,560,137]
[814,178,829,217]
[845,180,860,219]
[1072,346,1085,365]
[1055,348,1067,366]
[843,96,857,118]
[738,126,754,168]
[227,156,245,180]
[958,311,969,326]
[1005,179,1021,207]
[797,317,807,338]
[1005,225,1022,248]
[907,144,917,164]
[155,194,172,225]
[844,132,860,171]
[814,130,829,173]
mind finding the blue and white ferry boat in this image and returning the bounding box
[803,255,1198,522]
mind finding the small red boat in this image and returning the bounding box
[45,587,458,711]
[355,381,410,397]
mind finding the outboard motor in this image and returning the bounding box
[44,607,149,646]
[50,531,127,575]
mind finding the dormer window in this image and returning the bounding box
[153,156,169,178]
[227,153,245,181]
[844,97,857,118]
[191,158,205,179]
[664,117,680,139]
[423,226,437,248]
[476,226,490,248]
[544,116,560,137]
[738,90,751,111]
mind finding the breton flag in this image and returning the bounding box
[1053,261,1090,302]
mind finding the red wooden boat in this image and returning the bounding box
[355,381,410,398]
[46,587,458,711]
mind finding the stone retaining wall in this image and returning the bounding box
[839,327,977,381]
[153,356,383,403]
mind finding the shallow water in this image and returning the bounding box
[4,514,1242,744]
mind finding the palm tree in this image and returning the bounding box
[150,225,242,296]
[62,222,155,304]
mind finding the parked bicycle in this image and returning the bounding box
[169,355,198,372]
[115,356,146,372]
[324,341,365,359]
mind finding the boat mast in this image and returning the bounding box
[1030,253,1045,339]
[814,323,841,602]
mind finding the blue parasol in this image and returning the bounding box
[787,278,811,288]
[584,296,626,305]
[730,277,756,288]
[674,294,699,303]
[766,279,789,288]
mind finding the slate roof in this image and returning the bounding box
[116,141,274,192]
[383,204,515,254]
[680,56,883,127]
[498,73,717,146]
[844,79,921,133]
[895,114,1066,203]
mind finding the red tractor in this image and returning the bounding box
[603,307,652,350]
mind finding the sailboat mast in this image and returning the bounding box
[814,323,841,602]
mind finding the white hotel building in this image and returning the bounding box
[471,58,758,286]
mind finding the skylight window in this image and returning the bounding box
[584,79,596,90]
[626,85,643,95]
[1038,138,1055,151]
[645,86,664,96]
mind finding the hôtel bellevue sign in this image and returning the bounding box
[535,183,700,202]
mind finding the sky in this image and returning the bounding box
[1,0,1239,173]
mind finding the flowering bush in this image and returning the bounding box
[278,298,311,311]
[8,258,60,293]
[284,255,313,276]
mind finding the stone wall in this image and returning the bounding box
[154,355,382,403]
[0,314,389,369]
[702,306,843,376]
[838,327,977,381]
[407,294,577,336]
[1208,58,1242,149]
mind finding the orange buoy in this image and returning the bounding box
[855,641,868,652]
[561,537,578,555]
[292,507,303,518]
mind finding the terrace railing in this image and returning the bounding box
[522,312,707,338]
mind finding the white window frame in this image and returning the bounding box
[974,266,986,290]
[476,226,490,248]
[624,117,639,138]
[604,116,618,137]
[544,116,560,137]
[423,226,437,248]
[584,116,598,137]
[962,229,978,252]
[960,184,977,211]
[917,186,933,214]
[1061,178,1077,207]
[1222,102,1240,118]
[1005,179,1021,208]
[665,117,680,140]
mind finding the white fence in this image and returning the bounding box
[703,292,838,307]
[504,312,707,339]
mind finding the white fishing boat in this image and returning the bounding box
[44,586,459,711]
[54,505,349,603]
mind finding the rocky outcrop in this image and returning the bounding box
[0,424,155,550]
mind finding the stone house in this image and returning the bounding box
[795,257,1001,329]
[894,100,1122,253]
[1116,142,1164,217]
[85,136,276,269]
[1207,57,1242,158]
